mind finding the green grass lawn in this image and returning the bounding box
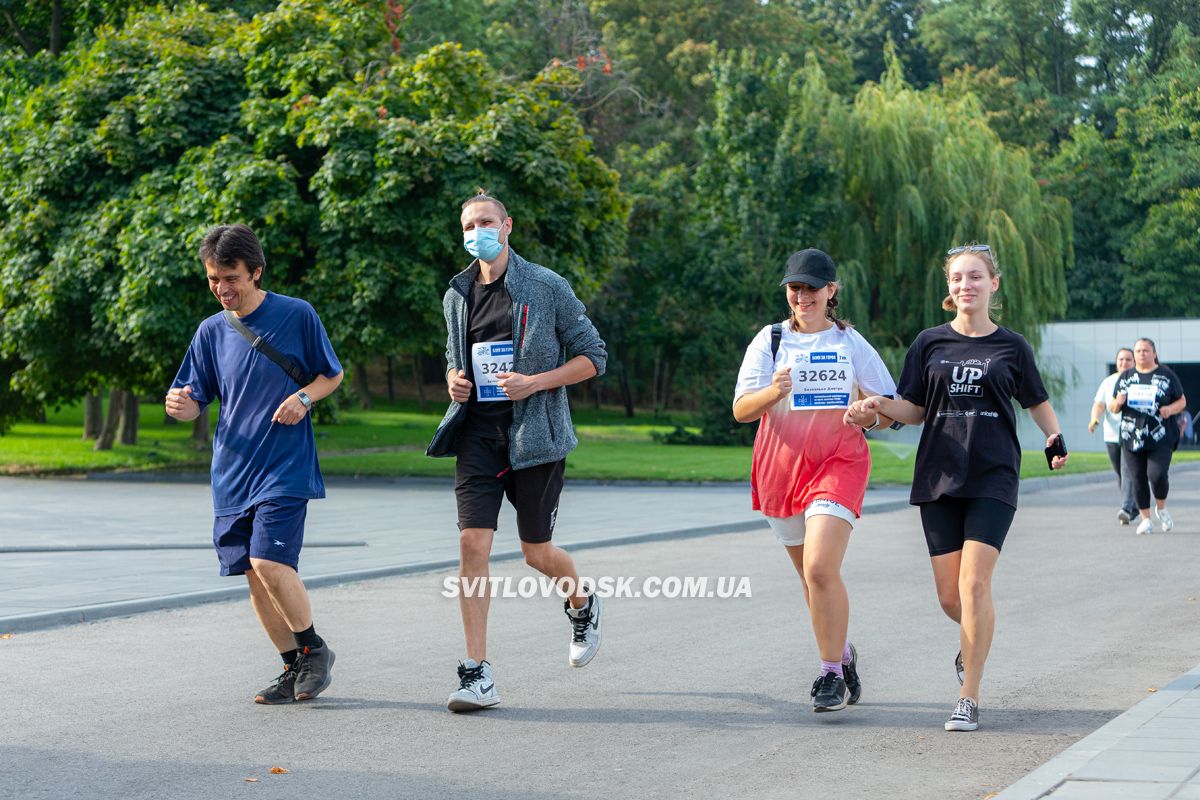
[2,399,1195,483]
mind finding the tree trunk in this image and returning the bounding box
[94,389,124,451]
[412,354,426,411]
[49,0,63,56]
[118,391,139,445]
[619,361,634,418]
[353,362,372,409]
[1,10,37,57]
[192,406,211,448]
[82,393,102,439]
[386,355,395,403]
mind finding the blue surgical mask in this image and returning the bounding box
[464,226,505,261]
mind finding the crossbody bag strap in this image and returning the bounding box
[222,309,313,387]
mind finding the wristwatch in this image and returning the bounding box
[296,391,312,410]
[863,414,881,431]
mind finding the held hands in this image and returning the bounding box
[843,395,882,428]
[164,385,199,421]
[448,369,472,403]
[272,393,309,425]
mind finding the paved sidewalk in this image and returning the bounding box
[997,666,1200,799]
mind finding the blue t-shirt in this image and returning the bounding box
[171,293,343,515]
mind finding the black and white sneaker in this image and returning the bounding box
[955,650,964,686]
[843,643,862,705]
[447,659,500,712]
[565,593,602,668]
[810,671,849,712]
[944,697,979,731]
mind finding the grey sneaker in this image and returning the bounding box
[1117,509,1132,525]
[293,643,335,701]
[566,593,603,668]
[945,697,979,731]
[447,659,500,712]
[810,671,849,712]
[254,667,295,705]
[843,643,862,704]
[955,650,964,686]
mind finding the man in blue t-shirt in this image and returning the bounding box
[165,224,344,705]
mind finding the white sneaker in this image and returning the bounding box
[447,659,499,712]
[1155,507,1174,532]
[565,593,602,668]
[1136,517,1153,536]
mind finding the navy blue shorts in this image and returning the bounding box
[213,496,308,576]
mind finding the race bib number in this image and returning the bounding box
[1126,383,1156,414]
[472,341,514,401]
[788,350,854,410]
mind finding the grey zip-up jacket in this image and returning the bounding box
[426,250,607,469]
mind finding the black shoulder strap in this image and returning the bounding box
[222,310,313,387]
[770,323,783,362]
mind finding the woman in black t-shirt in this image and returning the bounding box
[844,244,1068,733]
[1109,337,1188,535]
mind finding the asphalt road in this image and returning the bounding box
[3,480,1199,799]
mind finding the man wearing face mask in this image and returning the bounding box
[427,190,609,712]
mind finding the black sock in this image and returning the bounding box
[293,624,323,651]
[280,649,299,669]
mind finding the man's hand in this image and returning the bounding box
[272,394,308,425]
[448,369,472,403]
[165,385,200,421]
[1088,418,1098,433]
[496,372,542,402]
[1159,405,1173,420]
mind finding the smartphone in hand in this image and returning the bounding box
[1044,433,1067,470]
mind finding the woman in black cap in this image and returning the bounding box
[846,244,1068,732]
[733,248,897,713]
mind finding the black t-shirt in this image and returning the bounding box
[1114,365,1183,452]
[897,324,1049,508]
[464,278,514,438]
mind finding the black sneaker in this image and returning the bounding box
[955,650,964,686]
[843,643,862,705]
[254,667,296,705]
[810,671,849,712]
[293,643,335,701]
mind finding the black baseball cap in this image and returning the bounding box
[780,248,836,288]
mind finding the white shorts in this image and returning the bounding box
[764,499,857,546]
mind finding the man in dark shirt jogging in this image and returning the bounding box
[428,192,607,712]
[165,224,344,705]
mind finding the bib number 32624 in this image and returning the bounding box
[789,350,854,410]
[472,341,514,401]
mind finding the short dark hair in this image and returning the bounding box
[199,224,266,288]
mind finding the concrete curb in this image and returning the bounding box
[994,665,1200,799]
[4,465,1193,635]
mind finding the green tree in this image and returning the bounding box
[0,0,628,434]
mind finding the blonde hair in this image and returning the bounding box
[943,244,1001,316]
[461,189,508,218]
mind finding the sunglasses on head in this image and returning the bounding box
[947,244,992,256]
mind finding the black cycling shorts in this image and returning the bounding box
[918,495,1016,557]
[454,430,565,544]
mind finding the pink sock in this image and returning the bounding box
[841,642,853,665]
[820,659,844,679]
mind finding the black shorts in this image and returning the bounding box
[454,431,565,544]
[918,496,1016,557]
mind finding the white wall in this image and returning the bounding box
[1016,319,1200,452]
